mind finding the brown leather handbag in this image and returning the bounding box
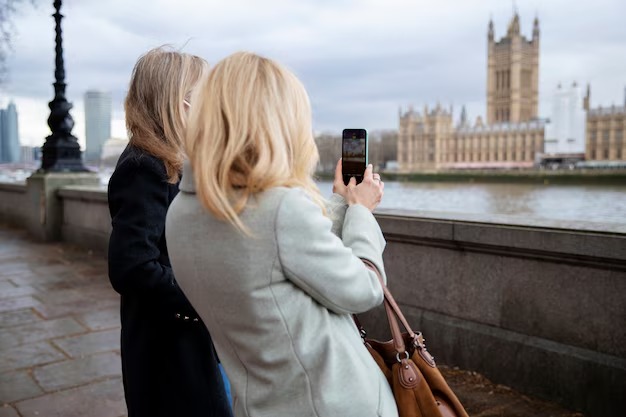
[357,260,469,417]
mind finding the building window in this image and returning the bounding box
[604,149,609,160]
[522,70,531,89]
[603,130,610,142]
[591,150,596,160]
[617,148,622,160]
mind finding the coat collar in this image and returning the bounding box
[179,159,196,194]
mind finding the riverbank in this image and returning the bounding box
[316,169,626,185]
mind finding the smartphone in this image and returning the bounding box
[342,129,368,186]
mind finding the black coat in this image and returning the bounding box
[108,145,232,417]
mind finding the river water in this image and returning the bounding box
[316,180,626,226]
[6,166,620,228]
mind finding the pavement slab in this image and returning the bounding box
[0,285,38,300]
[15,378,126,417]
[0,406,20,417]
[0,281,17,293]
[77,308,120,331]
[33,352,121,393]
[0,317,86,350]
[0,296,40,314]
[0,342,66,373]
[0,308,41,328]
[53,329,120,358]
[0,370,44,403]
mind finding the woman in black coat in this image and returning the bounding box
[108,47,232,417]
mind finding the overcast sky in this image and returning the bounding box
[1,0,625,147]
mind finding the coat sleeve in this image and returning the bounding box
[276,188,387,315]
[326,193,348,238]
[107,155,195,315]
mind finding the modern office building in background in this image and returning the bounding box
[0,101,20,163]
[84,90,112,163]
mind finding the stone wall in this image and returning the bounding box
[0,182,28,227]
[360,208,625,417]
[0,182,624,416]
[58,186,110,254]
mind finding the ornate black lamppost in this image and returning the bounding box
[40,0,88,172]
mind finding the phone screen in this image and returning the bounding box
[342,129,368,185]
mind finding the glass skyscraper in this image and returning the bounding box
[0,101,20,163]
[84,90,112,162]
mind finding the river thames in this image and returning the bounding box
[2,167,624,227]
[316,180,626,226]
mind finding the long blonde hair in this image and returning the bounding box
[185,51,325,233]
[125,46,208,183]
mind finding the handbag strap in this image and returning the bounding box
[361,259,416,336]
[361,259,420,356]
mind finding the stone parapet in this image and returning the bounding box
[24,172,100,241]
[360,208,625,417]
[0,182,28,227]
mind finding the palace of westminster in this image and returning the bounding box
[398,12,626,172]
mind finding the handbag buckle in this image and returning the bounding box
[412,332,426,349]
[396,351,410,363]
[359,328,367,339]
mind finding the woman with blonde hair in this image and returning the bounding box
[108,47,232,417]
[166,51,397,417]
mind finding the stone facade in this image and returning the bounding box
[448,119,544,169]
[487,13,540,124]
[586,105,626,161]
[398,105,454,172]
[398,13,545,172]
[398,105,544,172]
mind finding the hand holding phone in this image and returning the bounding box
[333,160,384,212]
[341,129,368,185]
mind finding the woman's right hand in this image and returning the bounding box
[333,159,384,212]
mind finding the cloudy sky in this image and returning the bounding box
[1,0,625,148]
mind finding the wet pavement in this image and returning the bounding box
[0,222,584,417]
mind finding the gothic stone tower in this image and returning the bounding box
[487,13,540,124]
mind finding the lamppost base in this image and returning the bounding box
[40,137,90,173]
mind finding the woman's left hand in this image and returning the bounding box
[332,159,384,211]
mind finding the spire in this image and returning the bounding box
[533,14,540,40]
[460,105,467,125]
[583,83,591,111]
[488,17,494,41]
[507,10,520,36]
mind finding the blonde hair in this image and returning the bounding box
[125,46,208,183]
[185,51,325,233]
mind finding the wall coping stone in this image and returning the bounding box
[58,186,108,203]
[375,208,626,235]
[0,182,27,193]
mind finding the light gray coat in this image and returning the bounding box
[165,164,398,417]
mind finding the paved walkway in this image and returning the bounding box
[0,222,583,417]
